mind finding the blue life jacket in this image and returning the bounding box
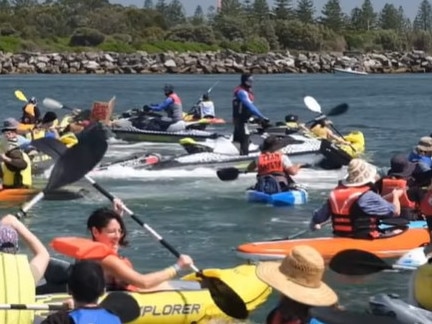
[69,308,121,324]
[309,318,325,324]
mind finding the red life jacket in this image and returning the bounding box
[328,185,380,238]
[381,177,416,208]
[258,152,284,176]
[419,191,432,217]
[168,93,182,105]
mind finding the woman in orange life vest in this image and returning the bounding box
[246,135,304,193]
[257,245,339,324]
[376,153,419,220]
[310,158,404,239]
[84,199,194,292]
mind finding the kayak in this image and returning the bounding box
[35,264,271,323]
[236,223,430,261]
[246,189,308,206]
[0,186,89,203]
[183,114,226,125]
[369,293,432,323]
[111,125,220,143]
[333,67,368,75]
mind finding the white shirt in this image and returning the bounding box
[198,101,215,117]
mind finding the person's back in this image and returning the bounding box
[21,97,40,125]
[199,94,215,118]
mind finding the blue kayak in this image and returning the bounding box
[381,220,426,229]
[246,189,308,206]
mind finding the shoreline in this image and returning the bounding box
[1,50,431,74]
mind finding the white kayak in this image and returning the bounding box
[333,67,368,75]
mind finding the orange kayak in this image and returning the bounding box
[0,187,88,203]
[236,228,430,261]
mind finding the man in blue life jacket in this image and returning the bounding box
[143,84,186,132]
[41,260,121,324]
[232,73,269,155]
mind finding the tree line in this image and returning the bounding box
[1,0,432,53]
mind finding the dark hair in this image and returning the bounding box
[68,260,105,303]
[202,94,209,100]
[87,208,129,246]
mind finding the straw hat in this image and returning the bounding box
[341,158,377,187]
[256,245,338,307]
[416,137,432,153]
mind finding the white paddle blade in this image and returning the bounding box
[42,97,63,110]
[304,96,322,113]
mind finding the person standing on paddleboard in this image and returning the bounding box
[232,73,269,155]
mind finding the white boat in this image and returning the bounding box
[333,67,368,75]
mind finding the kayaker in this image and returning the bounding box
[20,96,41,125]
[376,153,418,220]
[246,135,304,194]
[232,73,269,155]
[256,245,339,324]
[143,84,186,132]
[310,158,404,238]
[197,93,215,118]
[0,214,50,283]
[0,118,33,189]
[41,261,121,324]
[409,136,432,172]
[285,114,300,131]
[308,117,350,145]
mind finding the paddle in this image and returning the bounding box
[217,164,313,181]
[30,140,249,320]
[42,97,74,111]
[1,292,139,323]
[310,306,405,324]
[328,249,416,276]
[14,90,28,102]
[16,123,108,218]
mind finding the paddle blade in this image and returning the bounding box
[216,167,241,181]
[329,249,392,275]
[42,97,64,110]
[200,276,248,320]
[304,96,322,113]
[14,90,27,102]
[310,307,405,324]
[99,292,140,323]
[30,138,67,160]
[327,103,349,117]
[45,123,108,192]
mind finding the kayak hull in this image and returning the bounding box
[246,189,308,206]
[0,187,89,203]
[333,68,368,75]
[236,226,430,261]
[35,264,271,324]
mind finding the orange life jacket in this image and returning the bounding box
[258,152,284,176]
[50,237,138,291]
[419,191,432,217]
[381,177,416,208]
[328,185,380,238]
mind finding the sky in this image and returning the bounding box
[113,0,420,19]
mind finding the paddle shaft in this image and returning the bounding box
[328,124,357,153]
[84,175,200,273]
[289,220,330,239]
[0,303,65,311]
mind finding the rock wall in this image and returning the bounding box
[1,50,432,74]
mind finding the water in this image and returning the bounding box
[0,73,429,322]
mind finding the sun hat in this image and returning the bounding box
[341,158,377,187]
[256,245,338,307]
[387,153,416,178]
[260,135,287,152]
[1,118,19,132]
[416,137,432,153]
[0,225,19,254]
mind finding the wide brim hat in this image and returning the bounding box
[1,118,19,132]
[256,245,338,307]
[416,136,432,152]
[388,153,416,178]
[341,158,377,187]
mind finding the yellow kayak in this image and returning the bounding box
[35,264,271,323]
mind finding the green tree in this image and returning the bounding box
[379,3,400,30]
[219,0,242,16]
[252,0,270,22]
[398,6,411,31]
[155,0,168,15]
[144,0,154,9]
[320,0,344,31]
[350,7,362,30]
[295,0,315,24]
[191,5,205,25]
[358,0,376,30]
[414,0,432,31]
[165,0,186,27]
[273,0,293,20]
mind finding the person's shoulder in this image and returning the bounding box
[40,311,73,324]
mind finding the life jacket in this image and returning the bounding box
[59,132,78,148]
[414,263,432,311]
[0,253,35,324]
[380,177,416,209]
[22,104,37,124]
[285,122,299,129]
[419,191,432,217]
[1,151,32,188]
[258,152,284,176]
[69,307,121,324]
[25,128,46,141]
[232,86,255,123]
[166,93,183,122]
[50,237,138,292]
[310,124,329,139]
[328,185,380,238]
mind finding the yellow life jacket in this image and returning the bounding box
[414,263,432,310]
[310,124,328,139]
[0,253,35,324]
[285,122,299,129]
[1,152,32,188]
[60,132,78,148]
[25,128,46,141]
[24,103,35,117]
[59,115,72,129]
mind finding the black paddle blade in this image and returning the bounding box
[380,218,409,227]
[100,292,140,323]
[30,138,67,160]
[216,167,240,181]
[310,307,405,324]
[327,103,349,117]
[200,275,248,320]
[45,123,108,192]
[329,249,392,275]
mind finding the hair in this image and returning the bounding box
[68,260,105,303]
[87,208,129,246]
